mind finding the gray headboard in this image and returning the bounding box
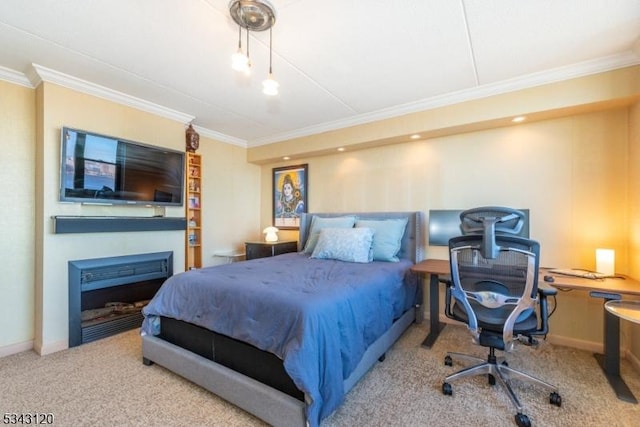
[299,211,424,263]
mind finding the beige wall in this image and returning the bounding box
[198,136,261,258]
[260,108,636,353]
[629,100,640,356]
[0,81,36,354]
[0,80,260,355]
[1,68,638,360]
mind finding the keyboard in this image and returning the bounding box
[548,268,606,280]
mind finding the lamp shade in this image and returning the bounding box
[231,50,250,73]
[596,248,615,276]
[263,226,279,242]
[262,73,279,95]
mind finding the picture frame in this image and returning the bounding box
[188,195,200,209]
[273,164,308,229]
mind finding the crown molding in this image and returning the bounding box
[0,65,32,87]
[29,64,196,124]
[248,51,640,147]
[24,64,246,146]
[3,52,637,150]
[0,63,246,147]
[194,125,247,148]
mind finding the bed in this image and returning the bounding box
[141,211,424,427]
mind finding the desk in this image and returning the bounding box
[410,259,450,348]
[411,259,640,403]
[540,268,640,404]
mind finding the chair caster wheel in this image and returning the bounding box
[501,360,509,367]
[550,392,562,407]
[444,355,453,366]
[442,382,453,396]
[515,413,531,427]
[488,373,496,385]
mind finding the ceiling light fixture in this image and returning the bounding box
[229,1,277,94]
[262,27,279,95]
[512,116,526,123]
[231,25,250,73]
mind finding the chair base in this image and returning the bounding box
[442,348,561,425]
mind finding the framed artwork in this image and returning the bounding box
[188,195,200,209]
[273,164,308,229]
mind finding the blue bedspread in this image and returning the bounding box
[141,252,418,425]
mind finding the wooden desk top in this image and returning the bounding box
[411,258,450,275]
[411,259,640,297]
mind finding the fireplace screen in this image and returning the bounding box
[68,251,173,347]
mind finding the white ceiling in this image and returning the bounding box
[1,0,639,147]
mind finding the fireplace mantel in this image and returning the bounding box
[53,216,187,234]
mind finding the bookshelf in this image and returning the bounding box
[185,152,202,269]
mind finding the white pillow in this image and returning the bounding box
[310,227,374,263]
[302,215,357,254]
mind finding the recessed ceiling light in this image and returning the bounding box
[283,156,290,160]
[337,147,345,152]
[410,134,421,139]
[512,116,526,123]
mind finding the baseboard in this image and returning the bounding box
[34,339,68,356]
[436,313,607,353]
[0,340,33,358]
[545,334,604,354]
[626,349,640,372]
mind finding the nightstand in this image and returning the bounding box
[245,241,298,260]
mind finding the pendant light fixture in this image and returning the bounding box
[231,25,249,73]
[262,27,279,95]
[228,0,278,94]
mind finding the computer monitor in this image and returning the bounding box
[428,209,530,246]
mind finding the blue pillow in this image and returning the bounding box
[355,218,408,262]
[310,228,374,263]
[302,215,357,254]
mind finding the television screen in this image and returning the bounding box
[428,209,530,246]
[60,127,184,206]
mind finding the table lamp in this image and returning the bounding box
[596,248,615,276]
[263,226,279,242]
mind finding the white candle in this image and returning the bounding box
[596,249,615,276]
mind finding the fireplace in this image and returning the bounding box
[68,251,172,347]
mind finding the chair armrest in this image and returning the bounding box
[534,283,557,336]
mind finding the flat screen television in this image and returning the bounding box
[59,127,184,206]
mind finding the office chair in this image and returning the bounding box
[441,207,561,427]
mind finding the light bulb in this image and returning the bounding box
[262,73,279,95]
[231,49,249,73]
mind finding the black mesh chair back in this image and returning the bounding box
[448,234,540,351]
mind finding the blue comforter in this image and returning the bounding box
[141,252,418,425]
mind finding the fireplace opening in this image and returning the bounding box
[69,251,173,347]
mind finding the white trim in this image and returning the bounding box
[2,52,638,148]
[0,65,32,88]
[628,349,640,373]
[34,339,68,356]
[546,334,603,354]
[0,340,34,358]
[30,64,196,124]
[194,125,247,148]
[249,51,640,147]
[437,313,606,353]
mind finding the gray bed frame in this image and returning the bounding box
[142,211,424,427]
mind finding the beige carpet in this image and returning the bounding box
[2,323,639,426]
